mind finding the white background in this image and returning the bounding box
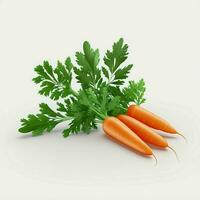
[0,0,200,199]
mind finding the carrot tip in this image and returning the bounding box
[152,154,158,166]
[177,132,187,143]
[168,146,179,162]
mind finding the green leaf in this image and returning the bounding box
[103,38,133,86]
[19,104,68,136]
[33,63,53,81]
[114,64,133,80]
[61,91,99,137]
[63,129,71,137]
[43,61,56,81]
[74,41,101,89]
[111,80,125,85]
[107,96,121,111]
[122,79,146,105]
[32,76,44,84]
[104,38,128,72]
[65,57,73,71]
[102,67,110,79]
[39,103,58,117]
[33,57,75,100]
[19,114,59,136]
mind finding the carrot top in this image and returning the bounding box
[19,38,146,137]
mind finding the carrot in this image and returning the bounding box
[117,114,168,148]
[127,105,182,135]
[103,116,153,156]
[117,114,179,160]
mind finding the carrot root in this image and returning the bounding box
[152,154,158,166]
[177,132,187,143]
[168,146,179,161]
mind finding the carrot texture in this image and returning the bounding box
[103,116,153,155]
[117,115,168,148]
[127,105,177,133]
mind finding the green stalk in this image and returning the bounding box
[95,119,103,123]
[70,88,79,97]
[89,106,107,121]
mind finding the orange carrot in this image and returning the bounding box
[103,116,153,156]
[117,115,179,160]
[117,114,168,148]
[127,105,177,134]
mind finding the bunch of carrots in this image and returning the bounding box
[19,38,185,161]
[103,105,185,161]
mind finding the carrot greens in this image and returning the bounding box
[19,38,146,137]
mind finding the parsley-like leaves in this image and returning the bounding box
[19,38,146,137]
[32,57,75,100]
[19,103,69,136]
[74,41,103,90]
[61,88,125,137]
[122,79,146,105]
[103,38,133,86]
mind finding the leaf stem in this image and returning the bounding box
[47,115,72,122]
[89,106,107,120]
[95,119,103,124]
[120,105,127,113]
[69,88,79,97]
